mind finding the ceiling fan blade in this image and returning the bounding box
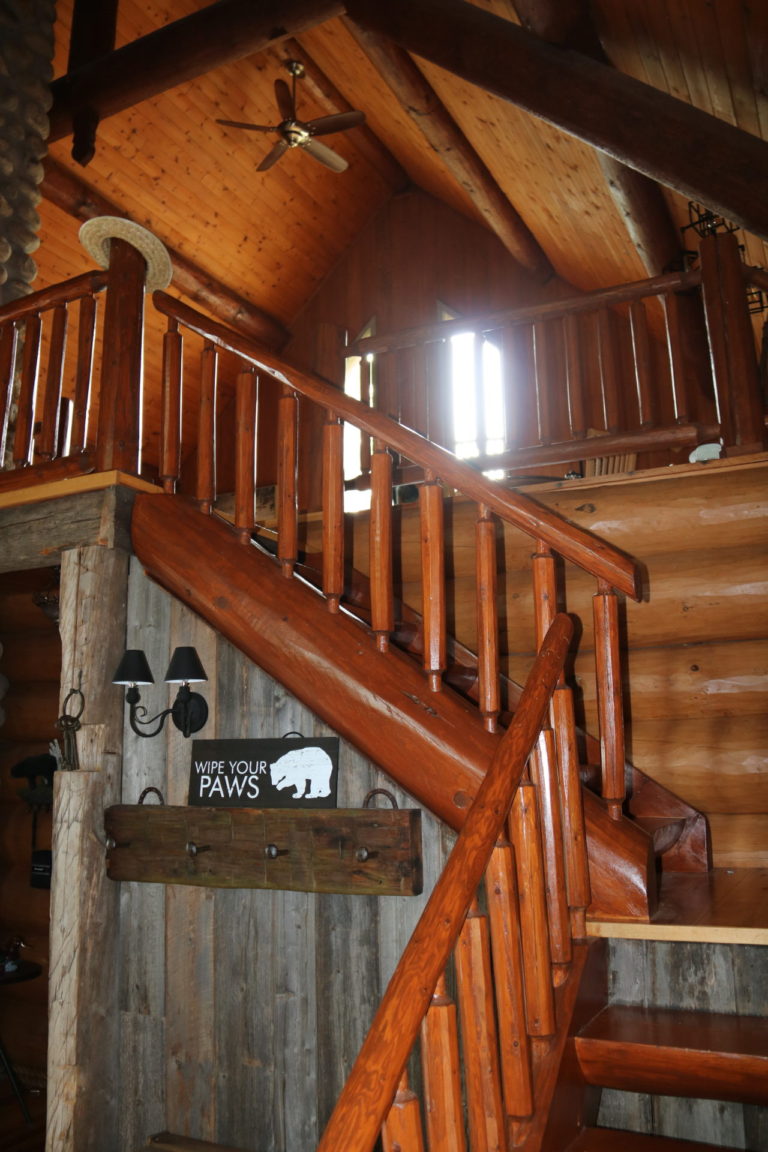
[302,138,349,173]
[307,110,366,137]
[257,139,289,171]
[217,118,276,133]
[274,78,294,120]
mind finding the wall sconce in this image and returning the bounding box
[113,646,208,738]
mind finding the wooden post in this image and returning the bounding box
[476,502,499,732]
[532,319,553,444]
[39,304,68,460]
[381,1070,426,1152]
[370,439,394,650]
[277,384,299,577]
[13,313,40,467]
[234,365,257,543]
[629,300,656,428]
[47,543,129,1152]
[530,728,571,981]
[95,237,147,474]
[322,410,345,611]
[551,684,591,939]
[419,470,446,691]
[71,293,97,453]
[699,230,765,454]
[420,974,467,1152]
[160,319,183,493]
[0,321,18,460]
[196,342,218,513]
[511,784,555,1037]
[593,579,625,819]
[563,313,586,440]
[597,307,621,433]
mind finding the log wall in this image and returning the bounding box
[112,558,452,1151]
[302,454,767,869]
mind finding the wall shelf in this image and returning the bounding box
[104,804,423,896]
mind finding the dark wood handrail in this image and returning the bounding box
[152,292,641,599]
[0,270,108,323]
[350,267,702,355]
[315,613,573,1152]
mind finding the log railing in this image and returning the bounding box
[151,289,638,820]
[0,270,107,468]
[348,230,765,478]
[318,613,574,1152]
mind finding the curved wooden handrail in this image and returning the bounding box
[0,270,108,323]
[315,613,573,1152]
[152,292,641,599]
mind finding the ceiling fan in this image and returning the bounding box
[217,60,365,173]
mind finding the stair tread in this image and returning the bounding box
[569,1127,739,1151]
[576,1005,768,1105]
[580,1004,768,1054]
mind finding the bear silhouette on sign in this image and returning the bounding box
[270,747,333,799]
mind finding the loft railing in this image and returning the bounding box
[347,230,765,478]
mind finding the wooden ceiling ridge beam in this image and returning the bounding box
[513,0,683,277]
[41,159,289,349]
[341,19,554,281]
[345,0,768,244]
[48,0,345,144]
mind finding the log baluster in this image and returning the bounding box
[234,364,257,543]
[322,410,345,612]
[70,293,96,452]
[13,313,41,468]
[419,469,446,691]
[38,304,68,460]
[563,313,586,440]
[160,318,182,493]
[359,353,372,475]
[532,540,557,644]
[530,728,572,983]
[629,300,656,428]
[663,292,691,424]
[196,342,218,513]
[0,322,18,461]
[420,973,467,1152]
[381,1069,426,1152]
[95,237,147,473]
[455,897,509,1152]
[551,684,591,938]
[277,384,299,578]
[370,439,393,651]
[593,578,625,819]
[484,838,534,1120]
[476,502,500,732]
[532,320,553,444]
[597,307,621,433]
[510,786,555,1038]
[700,230,765,452]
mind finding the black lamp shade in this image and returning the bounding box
[164,646,208,684]
[113,649,155,686]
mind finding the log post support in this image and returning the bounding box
[592,580,625,819]
[47,543,129,1152]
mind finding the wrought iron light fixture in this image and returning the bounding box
[113,646,208,738]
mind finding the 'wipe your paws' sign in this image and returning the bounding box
[188,737,339,808]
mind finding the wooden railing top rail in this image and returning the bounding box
[153,292,642,600]
[350,267,703,355]
[0,270,108,323]
[316,613,573,1152]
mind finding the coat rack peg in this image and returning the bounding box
[186,841,211,857]
[264,843,288,859]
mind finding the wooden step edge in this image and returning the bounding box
[633,816,686,856]
[142,1133,250,1152]
[567,1126,739,1151]
[575,1005,768,1105]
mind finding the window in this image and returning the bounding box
[440,303,506,476]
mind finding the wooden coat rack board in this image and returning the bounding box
[104,804,423,896]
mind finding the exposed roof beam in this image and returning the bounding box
[513,0,683,276]
[284,38,410,191]
[49,0,344,145]
[41,159,289,349]
[345,0,768,244]
[342,19,554,281]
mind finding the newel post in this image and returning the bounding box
[699,230,765,455]
[80,216,172,473]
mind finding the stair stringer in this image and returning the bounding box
[132,491,652,914]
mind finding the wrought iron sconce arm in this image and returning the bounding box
[114,647,209,740]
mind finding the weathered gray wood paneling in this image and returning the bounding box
[117,562,443,1151]
[0,487,135,573]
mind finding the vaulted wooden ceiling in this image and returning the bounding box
[38,0,768,342]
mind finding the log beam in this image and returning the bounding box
[513,0,682,275]
[345,0,768,243]
[41,159,289,349]
[343,19,554,280]
[49,0,344,144]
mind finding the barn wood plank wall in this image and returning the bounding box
[0,568,60,1089]
[302,455,767,870]
[114,558,451,1151]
